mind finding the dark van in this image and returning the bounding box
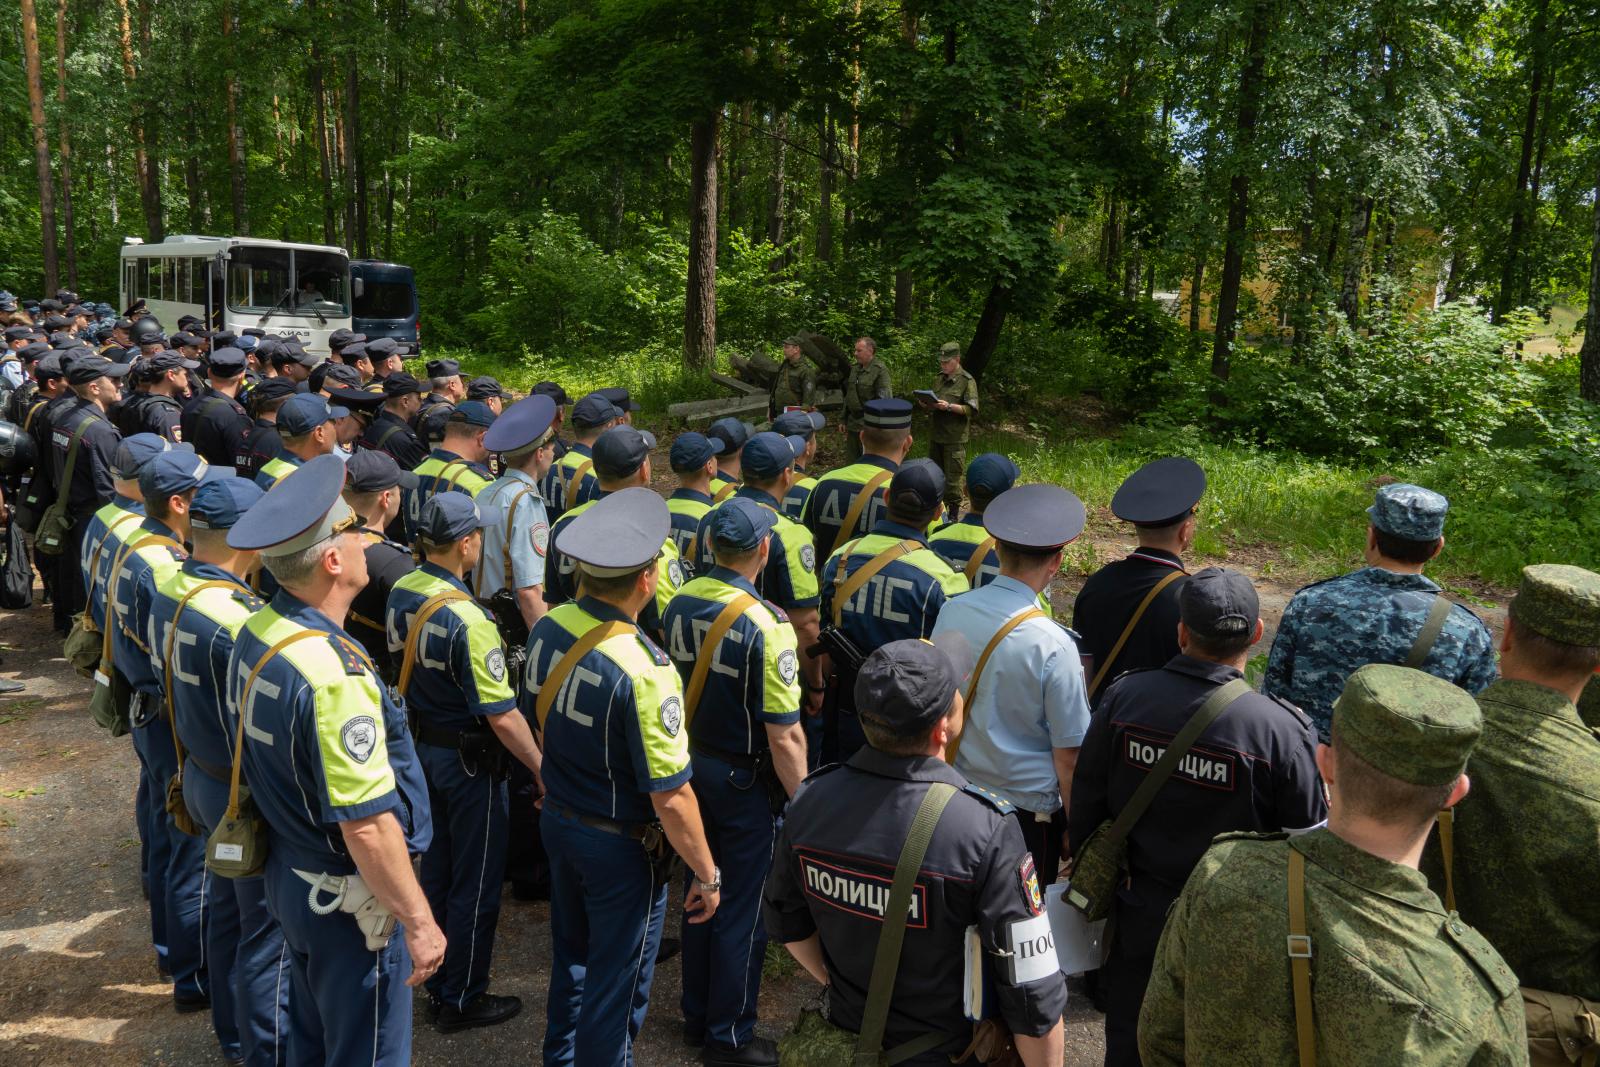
[350,260,420,349]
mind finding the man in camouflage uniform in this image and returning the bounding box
[1139,664,1528,1067]
[768,335,816,418]
[1264,483,1497,741]
[1424,565,1600,1066]
[919,341,978,519]
[841,337,892,463]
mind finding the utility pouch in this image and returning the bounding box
[167,772,201,837]
[208,785,269,878]
[88,667,134,736]
[63,614,103,676]
[35,419,92,556]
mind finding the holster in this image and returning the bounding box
[294,868,398,951]
[753,749,788,815]
[956,1018,1024,1067]
[460,724,513,781]
[639,822,679,889]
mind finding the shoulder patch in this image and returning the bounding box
[636,632,671,666]
[798,543,816,573]
[230,589,267,612]
[330,636,369,675]
[761,598,790,624]
[962,782,1014,814]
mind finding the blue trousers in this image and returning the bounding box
[680,752,779,1051]
[541,805,666,1067]
[186,761,290,1067]
[130,708,208,999]
[416,741,509,1009]
[262,853,413,1067]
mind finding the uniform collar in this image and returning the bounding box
[1356,566,1440,592]
[181,558,248,585]
[1128,546,1183,568]
[1162,653,1245,685]
[112,492,142,511]
[671,487,714,505]
[429,447,464,463]
[273,449,305,467]
[986,574,1041,604]
[1291,828,1441,913]
[569,441,593,457]
[706,565,764,600]
[960,512,985,527]
[576,595,636,626]
[137,515,183,541]
[871,518,928,544]
[735,485,782,511]
[847,746,968,787]
[419,560,470,593]
[1479,677,1583,725]
[268,588,356,639]
[500,467,540,489]
[857,453,898,473]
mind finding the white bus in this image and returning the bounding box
[118,235,354,356]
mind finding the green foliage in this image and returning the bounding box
[1054,275,1189,412]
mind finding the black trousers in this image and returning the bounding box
[1010,807,1068,885]
[504,760,550,893]
[1102,897,1177,1067]
[52,518,88,633]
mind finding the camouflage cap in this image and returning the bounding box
[1332,664,1481,786]
[938,341,961,362]
[1367,483,1448,541]
[1509,564,1600,647]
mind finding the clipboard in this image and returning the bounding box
[913,389,940,406]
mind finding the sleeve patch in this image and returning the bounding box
[341,716,379,763]
[486,647,507,683]
[777,648,798,686]
[530,521,548,556]
[799,544,816,572]
[660,694,683,738]
[1019,854,1044,916]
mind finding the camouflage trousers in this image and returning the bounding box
[928,441,966,514]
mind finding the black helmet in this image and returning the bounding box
[0,419,37,476]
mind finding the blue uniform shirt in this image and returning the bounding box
[780,469,817,522]
[402,448,494,542]
[1263,566,1499,739]
[802,454,897,557]
[661,568,802,756]
[81,494,145,628]
[474,470,550,598]
[542,442,599,521]
[520,597,691,824]
[230,591,432,874]
[667,488,715,563]
[151,561,258,772]
[386,562,518,731]
[691,486,821,611]
[544,493,685,643]
[254,450,304,490]
[109,517,189,695]
[930,575,1091,813]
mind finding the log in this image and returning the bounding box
[667,389,845,427]
[798,329,850,372]
[710,370,764,396]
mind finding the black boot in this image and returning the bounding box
[435,992,523,1034]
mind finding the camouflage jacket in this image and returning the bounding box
[1139,829,1528,1067]
[770,359,817,413]
[842,359,892,429]
[929,368,979,444]
[1263,567,1498,740]
[1424,679,1600,999]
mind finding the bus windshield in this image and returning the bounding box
[227,245,350,318]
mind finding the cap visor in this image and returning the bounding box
[393,470,421,490]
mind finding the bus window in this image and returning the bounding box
[291,250,351,314]
[175,258,188,305]
[190,258,209,304]
[229,246,292,313]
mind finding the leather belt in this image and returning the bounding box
[550,803,651,841]
[410,718,466,750]
[187,754,232,782]
[690,741,760,771]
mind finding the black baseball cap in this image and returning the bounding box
[1180,566,1259,641]
[344,448,419,491]
[593,425,656,479]
[887,459,945,513]
[855,639,960,735]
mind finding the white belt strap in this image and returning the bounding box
[294,868,397,951]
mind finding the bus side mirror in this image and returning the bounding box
[352,277,364,299]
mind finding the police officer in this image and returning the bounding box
[366,336,408,383]
[1264,483,1497,741]
[363,372,429,470]
[254,393,345,489]
[1423,565,1600,1060]
[51,354,129,632]
[414,357,465,448]
[542,392,621,520]
[801,397,914,559]
[341,450,418,683]
[226,455,442,1066]
[1073,457,1205,709]
[475,394,559,637]
[327,327,365,358]
[705,417,752,502]
[150,475,290,1067]
[544,425,683,645]
[467,375,511,414]
[327,385,383,456]
[78,433,166,634]
[520,488,722,1066]
[402,399,497,540]
[342,342,380,388]
[916,341,978,518]
[763,639,1068,1066]
[530,381,571,460]
[181,347,252,468]
[841,336,892,463]
[769,335,816,418]
[111,451,225,1013]
[1071,567,1327,1067]
[597,386,640,425]
[663,498,807,1065]
[819,460,969,762]
[387,492,544,1032]
[927,452,1020,588]
[666,431,721,560]
[1138,665,1526,1066]
[772,409,824,520]
[236,378,295,481]
[932,483,1090,880]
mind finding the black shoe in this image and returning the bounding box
[683,1023,705,1048]
[174,991,211,1014]
[510,880,549,902]
[421,991,442,1023]
[0,678,23,694]
[656,936,681,964]
[435,992,523,1034]
[703,1036,779,1066]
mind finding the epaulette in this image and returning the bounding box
[1213,830,1288,844]
[329,635,369,675]
[1103,666,1158,697]
[962,782,1014,814]
[800,761,845,785]
[1054,623,1083,642]
[1294,574,1344,594]
[1267,693,1313,729]
[230,589,266,612]
[163,545,187,563]
[635,631,671,667]
[761,598,789,624]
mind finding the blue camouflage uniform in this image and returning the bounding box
[662,565,803,1053]
[152,561,289,1066]
[1263,568,1498,740]
[110,516,207,1002]
[819,519,969,761]
[521,597,690,1066]
[386,561,520,1012]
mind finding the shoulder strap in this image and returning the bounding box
[438,461,474,496]
[85,512,145,603]
[372,419,405,449]
[1436,806,1456,912]
[563,457,595,499]
[480,484,539,600]
[944,607,1046,764]
[683,593,758,729]
[1287,848,1316,1067]
[396,590,473,696]
[855,781,959,1065]
[713,480,738,504]
[1087,569,1186,698]
[1102,678,1252,849]
[229,629,329,818]
[534,619,635,731]
[106,533,184,646]
[1404,595,1454,669]
[163,579,247,779]
[830,468,894,557]
[23,398,47,432]
[832,538,922,627]
[963,535,997,584]
[56,414,96,496]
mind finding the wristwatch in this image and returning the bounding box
[697,866,722,894]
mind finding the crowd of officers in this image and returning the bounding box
[0,291,1596,1067]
